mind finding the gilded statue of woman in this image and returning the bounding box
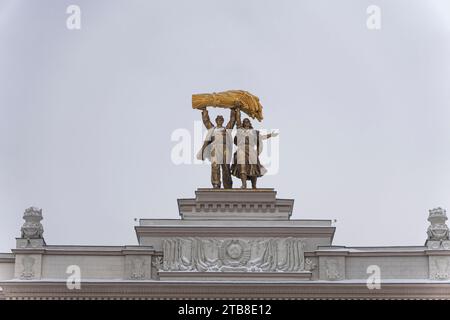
[231,109,278,189]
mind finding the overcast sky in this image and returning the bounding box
[1,0,450,253]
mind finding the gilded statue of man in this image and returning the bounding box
[196,107,237,189]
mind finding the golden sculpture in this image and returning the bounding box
[192,90,264,121]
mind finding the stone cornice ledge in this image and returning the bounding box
[1,281,450,299]
[135,226,336,238]
[308,246,432,257]
[11,245,155,256]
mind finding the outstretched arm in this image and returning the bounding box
[261,131,279,140]
[201,108,213,129]
[226,108,236,129]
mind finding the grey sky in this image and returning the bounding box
[1,0,449,253]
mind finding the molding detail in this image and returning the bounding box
[178,189,294,220]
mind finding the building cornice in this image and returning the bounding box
[11,246,155,256]
[135,226,336,239]
[1,281,450,300]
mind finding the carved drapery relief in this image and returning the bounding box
[159,237,310,273]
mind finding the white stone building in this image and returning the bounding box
[1,189,449,299]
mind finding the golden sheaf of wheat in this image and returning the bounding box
[192,90,264,121]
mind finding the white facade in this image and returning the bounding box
[1,189,450,299]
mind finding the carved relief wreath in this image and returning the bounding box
[219,239,251,267]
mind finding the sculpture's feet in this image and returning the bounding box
[213,184,220,189]
[241,183,247,189]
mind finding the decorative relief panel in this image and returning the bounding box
[193,203,277,213]
[124,256,152,280]
[319,257,345,281]
[156,237,312,273]
[429,256,450,280]
[325,259,342,280]
[15,254,42,280]
[21,256,36,279]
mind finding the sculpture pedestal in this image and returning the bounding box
[3,190,449,299]
[177,188,294,220]
[135,189,334,281]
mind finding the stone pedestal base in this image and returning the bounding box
[136,189,332,280]
[16,238,46,249]
[177,188,294,220]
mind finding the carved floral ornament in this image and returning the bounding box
[324,258,343,281]
[155,237,316,273]
[20,256,36,280]
[124,256,152,280]
[430,257,450,280]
